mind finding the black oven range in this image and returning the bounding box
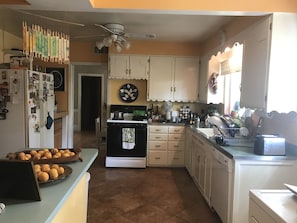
[106,105,147,168]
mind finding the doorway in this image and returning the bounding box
[78,74,103,132]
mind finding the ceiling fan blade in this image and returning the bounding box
[124,33,157,40]
[94,24,115,34]
[14,9,85,27]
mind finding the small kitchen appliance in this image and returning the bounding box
[171,111,179,123]
[254,135,286,155]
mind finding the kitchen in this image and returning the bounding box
[1,1,297,223]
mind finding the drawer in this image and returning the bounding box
[149,125,168,134]
[168,141,184,151]
[168,126,184,134]
[148,151,167,166]
[167,151,184,166]
[148,141,167,150]
[168,133,184,141]
[149,134,168,141]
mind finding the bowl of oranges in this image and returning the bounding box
[34,163,72,185]
[7,148,82,164]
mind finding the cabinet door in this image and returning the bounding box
[108,55,129,78]
[240,16,271,109]
[129,55,149,79]
[174,57,199,102]
[198,55,209,103]
[185,128,193,175]
[204,143,213,205]
[148,56,174,101]
[192,146,201,186]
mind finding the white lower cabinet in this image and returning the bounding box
[185,127,193,175]
[147,125,185,167]
[191,133,212,205]
[186,127,297,223]
[249,189,297,223]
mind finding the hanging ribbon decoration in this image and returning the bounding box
[22,21,70,64]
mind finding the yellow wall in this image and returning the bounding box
[109,40,200,56]
[200,16,262,54]
[70,41,108,63]
[91,0,297,12]
[108,80,147,105]
[71,40,201,60]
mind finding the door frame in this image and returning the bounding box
[78,73,105,131]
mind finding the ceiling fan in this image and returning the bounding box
[92,23,157,52]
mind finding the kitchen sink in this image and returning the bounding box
[196,128,215,138]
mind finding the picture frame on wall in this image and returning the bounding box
[45,67,65,91]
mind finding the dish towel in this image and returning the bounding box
[122,128,135,150]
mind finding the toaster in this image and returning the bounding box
[254,135,286,156]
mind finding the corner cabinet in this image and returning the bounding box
[241,13,297,112]
[108,54,150,79]
[148,56,199,102]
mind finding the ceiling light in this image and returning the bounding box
[96,41,105,50]
[115,42,122,52]
[96,34,131,51]
[103,36,113,47]
[122,40,131,49]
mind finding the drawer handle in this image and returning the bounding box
[174,145,179,148]
[174,137,179,140]
[155,145,161,148]
[155,157,161,160]
[155,129,161,132]
[155,136,161,139]
[173,158,179,160]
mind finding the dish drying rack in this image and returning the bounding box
[212,126,255,146]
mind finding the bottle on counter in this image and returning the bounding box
[196,116,200,128]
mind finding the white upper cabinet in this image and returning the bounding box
[240,16,271,110]
[241,13,297,113]
[148,56,199,102]
[108,54,149,79]
[148,56,174,101]
[174,57,199,102]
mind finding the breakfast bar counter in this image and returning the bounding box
[0,148,98,223]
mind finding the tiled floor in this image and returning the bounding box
[74,131,222,223]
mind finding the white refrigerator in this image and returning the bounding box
[0,69,55,158]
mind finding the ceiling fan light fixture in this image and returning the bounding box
[103,36,113,47]
[121,39,131,49]
[111,34,118,41]
[115,42,122,52]
[96,41,105,50]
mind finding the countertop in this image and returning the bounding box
[148,122,186,126]
[187,126,297,161]
[54,111,68,120]
[250,189,297,223]
[0,148,98,223]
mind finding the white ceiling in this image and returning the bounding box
[0,0,267,43]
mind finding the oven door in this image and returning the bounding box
[107,122,147,157]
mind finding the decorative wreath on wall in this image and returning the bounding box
[208,72,219,94]
[119,83,138,102]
